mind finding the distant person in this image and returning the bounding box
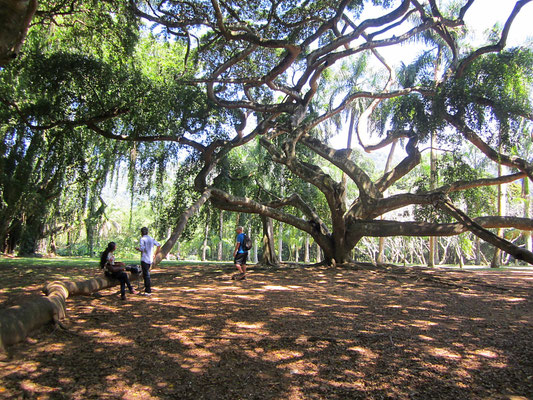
[135,227,161,296]
[100,242,136,300]
[233,226,248,280]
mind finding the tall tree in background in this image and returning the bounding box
[0,1,219,254]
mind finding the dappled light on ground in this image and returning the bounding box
[1,263,533,399]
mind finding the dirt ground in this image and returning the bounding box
[1,262,533,400]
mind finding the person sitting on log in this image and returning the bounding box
[100,242,136,300]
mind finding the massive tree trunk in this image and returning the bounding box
[260,215,278,266]
[0,0,37,67]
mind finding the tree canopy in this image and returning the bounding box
[1,0,533,265]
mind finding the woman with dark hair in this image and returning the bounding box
[100,242,136,300]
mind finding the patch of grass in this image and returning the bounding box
[0,256,233,269]
[0,256,99,269]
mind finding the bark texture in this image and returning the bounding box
[260,215,278,266]
[154,189,212,265]
[0,0,37,66]
[0,274,122,351]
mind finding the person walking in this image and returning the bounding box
[100,242,136,300]
[135,227,161,295]
[233,226,248,280]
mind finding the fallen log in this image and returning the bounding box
[0,274,120,352]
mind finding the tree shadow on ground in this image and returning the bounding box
[1,263,533,399]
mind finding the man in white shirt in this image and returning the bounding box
[135,227,161,295]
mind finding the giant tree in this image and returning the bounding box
[122,0,533,266]
[3,0,533,265]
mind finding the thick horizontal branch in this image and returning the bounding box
[210,188,334,254]
[352,216,533,238]
[348,169,527,222]
[266,193,329,235]
[0,97,130,132]
[86,122,207,153]
[437,172,527,193]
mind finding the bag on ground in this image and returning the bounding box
[126,265,142,274]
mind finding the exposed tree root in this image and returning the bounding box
[0,274,125,352]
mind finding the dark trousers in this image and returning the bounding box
[141,261,152,293]
[112,271,133,297]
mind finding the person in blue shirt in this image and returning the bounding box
[233,226,248,280]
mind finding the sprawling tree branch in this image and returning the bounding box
[299,136,380,200]
[154,189,212,265]
[0,97,131,132]
[98,1,533,266]
[349,169,526,222]
[86,122,208,153]
[454,0,532,78]
[374,134,421,193]
[266,193,328,234]
[443,111,533,180]
[435,194,533,264]
[438,172,527,193]
[349,216,533,238]
[210,188,334,254]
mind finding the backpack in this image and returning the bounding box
[242,233,253,251]
[126,264,142,274]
